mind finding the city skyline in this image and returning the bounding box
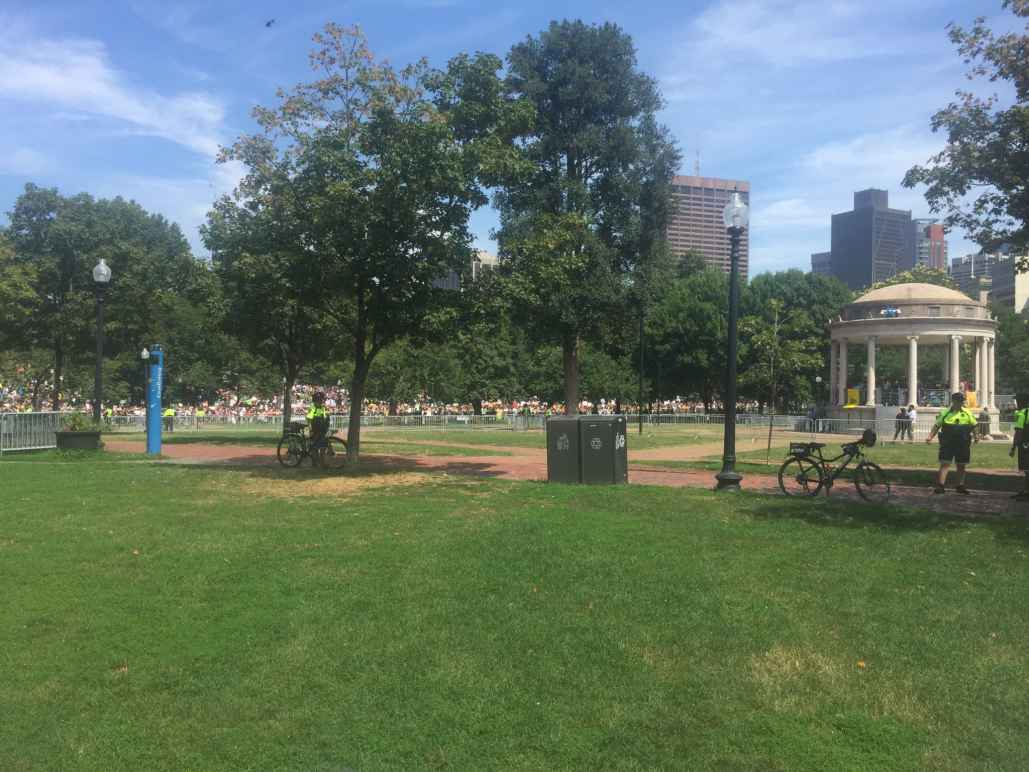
[0,0,1006,275]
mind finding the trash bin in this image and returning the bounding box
[579,415,628,485]
[546,417,581,483]
[547,416,628,485]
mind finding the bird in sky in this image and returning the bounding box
[265,19,275,28]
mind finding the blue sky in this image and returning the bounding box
[0,0,1007,274]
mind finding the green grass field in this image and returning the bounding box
[3,455,1029,770]
[736,439,1018,471]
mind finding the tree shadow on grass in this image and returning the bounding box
[185,453,515,481]
[741,490,1029,547]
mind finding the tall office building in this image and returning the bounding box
[950,252,1004,296]
[666,175,751,279]
[828,189,915,289]
[911,218,947,270]
[810,252,831,276]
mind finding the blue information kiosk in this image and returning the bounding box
[144,345,164,456]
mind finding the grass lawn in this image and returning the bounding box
[368,426,744,451]
[735,439,1018,471]
[3,456,1029,770]
[110,431,510,457]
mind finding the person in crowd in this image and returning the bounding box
[925,392,979,495]
[1008,393,1029,502]
[162,406,175,432]
[904,404,917,441]
[892,406,908,441]
[978,407,991,440]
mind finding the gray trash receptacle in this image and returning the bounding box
[579,415,628,484]
[547,417,581,483]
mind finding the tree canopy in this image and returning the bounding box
[903,1,1029,256]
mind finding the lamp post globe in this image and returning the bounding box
[715,191,749,491]
[92,259,112,425]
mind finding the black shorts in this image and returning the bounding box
[1018,442,1029,471]
[938,435,971,464]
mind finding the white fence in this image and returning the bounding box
[0,412,66,456]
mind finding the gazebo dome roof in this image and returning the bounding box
[853,283,977,305]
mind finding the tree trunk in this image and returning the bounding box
[562,334,579,415]
[388,399,397,417]
[346,360,369,462]
[472,398,482,416]
[53,338,64,410]
[281,378,295,434]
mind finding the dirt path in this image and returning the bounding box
[103,439,1026,518]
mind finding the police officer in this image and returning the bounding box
[162,405,175,432]
[307,392,330,466]
[1008,393,1029,501]
[925,392,979,495]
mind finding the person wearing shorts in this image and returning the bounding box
[1008,393,1029,501]
[925,392,978,495]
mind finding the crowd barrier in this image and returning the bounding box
[0,412,66,456]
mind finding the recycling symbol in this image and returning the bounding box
[556,434,570,452]
[590,437,602,450]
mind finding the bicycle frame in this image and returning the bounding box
[792,442,865,489]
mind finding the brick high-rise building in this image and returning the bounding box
[666,175,751,278]
[829,189,915,289]
[911,218,947,270]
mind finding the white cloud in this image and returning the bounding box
[0,36,225,157]
[0,147,55,176]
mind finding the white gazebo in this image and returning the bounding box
[828,282,997,426]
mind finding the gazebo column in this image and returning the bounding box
[838,339,848,405]
[907,336,918,407]
[865,336,877,406]
[950,335,961,395]
[829,341,839,406]
[988,338,997,409]
[974,338,983,405]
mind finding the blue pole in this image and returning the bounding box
[146,345,164,456]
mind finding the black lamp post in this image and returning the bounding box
[715,191,749,491]
[92,259,112,425]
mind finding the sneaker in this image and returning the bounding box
[955,486,971,495]
[933,486,946,495]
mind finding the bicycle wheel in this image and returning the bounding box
[854,460,891,503]
[778,455,824,497]
[277,435,305,468]
[321,436,348,470]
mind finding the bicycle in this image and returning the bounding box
[777,428,891,502]
[276,423,348,470]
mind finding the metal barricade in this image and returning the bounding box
[0,412,66,456]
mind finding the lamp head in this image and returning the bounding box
[722,191,749,230]
[141,347,150,361]
[93,258,112,285]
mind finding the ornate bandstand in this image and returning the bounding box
[828,283,998,428]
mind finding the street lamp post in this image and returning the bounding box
[715,192,749,491]
[92,259,112,424]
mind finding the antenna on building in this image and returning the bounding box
[694,150,700,177]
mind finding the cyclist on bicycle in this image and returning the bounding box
[307,392,330,465]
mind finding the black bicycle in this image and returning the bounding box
[276,424,348,470]
[778,429,890,502]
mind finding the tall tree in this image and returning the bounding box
[498,20,678,413]
[207,25,514,459]
[903,1,1029,255]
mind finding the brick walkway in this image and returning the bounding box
[103,439,1026,518]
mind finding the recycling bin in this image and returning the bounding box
[546,417,581,483]
[546,415,628,484]
[579,415,628,485]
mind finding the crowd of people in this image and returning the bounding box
[1,376,719,418]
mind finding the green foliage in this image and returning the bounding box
[903,1,1029,254]
[862,264,958,293]
[739,299,824,412]
[207,25,512,454]
[994,305,1029,394]
[60,413,99,432]
[498,20,678,412]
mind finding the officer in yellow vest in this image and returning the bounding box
[925,392,979,495]
[162,406,175,432]
[307,392,330,466]
[1009,393,1029,501]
